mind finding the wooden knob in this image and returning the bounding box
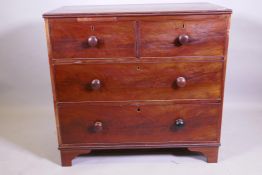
[175,119,185,128]
[178,34,190,45]
[93,121,103,132]
[90,79,101,90]
[176,77,186,88]
[88,36,98,47]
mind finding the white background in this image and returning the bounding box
[0,0,262,175]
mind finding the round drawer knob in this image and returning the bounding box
[175,119,185,128]
[176,77,187,88]
[93,121,103,132]
[88,36,98,47]
[178,34,190,45]
[90,79,101,90]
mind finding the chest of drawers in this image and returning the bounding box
[43,3,231,166]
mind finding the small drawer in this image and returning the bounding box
[58,102,220,144]
[48,18,136,59]
[54,62,223,102]
[140,15,228,57]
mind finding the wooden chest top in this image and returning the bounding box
[43,3,231,18]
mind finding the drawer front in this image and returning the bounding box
[48,19,136,58]
[140,15,228,57]
[54,62,223,102]
[58,103,220,144]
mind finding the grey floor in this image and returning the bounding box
[0,104,261,175]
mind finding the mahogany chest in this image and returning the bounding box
[43,3,232,166]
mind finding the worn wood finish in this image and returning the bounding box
[47,14,230,59]
[48,19,136,59]
[58,103,220,144]
[43,3,231,166]
[43,3,232,18]
[54,62,223,102]
[140,15,228,57]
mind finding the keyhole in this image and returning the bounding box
[137,107,141,112]
[137,66,140,70]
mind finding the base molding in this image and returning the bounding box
[59,145,219,166]
[59,142,220,150]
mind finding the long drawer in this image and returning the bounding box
[58,102,221,145]
[54,62,223,102]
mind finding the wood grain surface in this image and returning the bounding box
[54,62,223,102]
[48,19,136,59]
[140,15,228,57]
[58,102,221,144]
